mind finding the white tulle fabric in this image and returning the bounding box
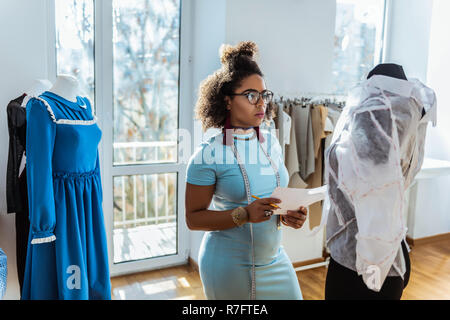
[323,75,436,291]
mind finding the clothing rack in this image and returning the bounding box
[273,94,346,156]
[274,95,346,109]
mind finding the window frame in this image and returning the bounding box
[381,0,393,62]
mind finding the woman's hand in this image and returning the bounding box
[245,198,281,223]
[282,206,308,229]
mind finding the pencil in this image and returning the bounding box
[251,195,280,209]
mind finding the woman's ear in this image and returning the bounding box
[225,96,231,110]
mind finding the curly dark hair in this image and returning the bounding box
[194,41,276,131]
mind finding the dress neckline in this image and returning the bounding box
[41,91,87,111]
[220,130,257,142]
[233,130,257,141]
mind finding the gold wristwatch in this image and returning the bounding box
[231,207,249,227]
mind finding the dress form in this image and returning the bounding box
[367,63,426,116]
[22,76,110,299]
[367,63,407,80]
[21,79,53,107]
[26,79,53,97]
[48,75,80,102]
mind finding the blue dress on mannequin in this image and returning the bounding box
[186,130,302,300]
[22,91,111,300]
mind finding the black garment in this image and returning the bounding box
[401,240,411,288]
[6,94,27,214]
[15,169,30,296]
[6,94,30,297]
[325,240,411,300]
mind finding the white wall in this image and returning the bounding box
[226,0,336,95]
[386,0,450,239]
[412,177,450,239]
[384,0,434,82]
[0,0,51,300]
[413,0,450,238]
[387,0,450,239]
[426,0,450,162]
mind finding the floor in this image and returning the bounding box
[113,222,176,264]
[110,238,450,300]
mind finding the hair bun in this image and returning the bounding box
[219,41,258,65]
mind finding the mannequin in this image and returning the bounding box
[22,73,110,299]
[324,61,426,300]
[367,63,425,117]
[48,74,81,102]
[21,79,53,107]
[367,63,407,80]
[25,79,52,97]
[366,63,412,290]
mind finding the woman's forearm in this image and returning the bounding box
[186,208,240,231]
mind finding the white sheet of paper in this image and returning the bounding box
[270,185,327,215]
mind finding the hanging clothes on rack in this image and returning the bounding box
[292,103,315,181]
[279,110,291,149]
[274,101,299,186]
[305,104,331,229]
[273,96,345,231]
[324,104,342,150]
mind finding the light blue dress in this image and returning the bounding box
[22,91,111,300]
[186,130,302,300]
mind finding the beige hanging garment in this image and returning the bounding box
[285,103,308,188]
[305,105,332,229]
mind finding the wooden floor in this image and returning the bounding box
[111,238,450,300]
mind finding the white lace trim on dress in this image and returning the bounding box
[33,97,97,125]
[31,235,56,244]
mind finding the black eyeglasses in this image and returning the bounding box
[229,89,274,105]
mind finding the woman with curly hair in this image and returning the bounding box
[185,41,306,300]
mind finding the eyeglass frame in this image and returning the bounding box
[228,89,274,105]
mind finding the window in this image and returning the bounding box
[111,0,181,264]
[332,0,386,94]
[112,0,180,166]
[54,0,186,274]
[55,0,95,104]
[113,173,177,263]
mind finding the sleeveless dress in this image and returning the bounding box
[22,91,111,300]
[186,130,302,300]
